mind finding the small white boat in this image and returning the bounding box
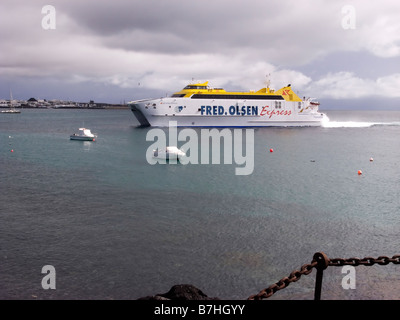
[1,90,21,114]
[1,109,21,114]
[153,146,186,160]
[70,128,97,141]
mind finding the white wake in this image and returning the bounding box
[322,121,375,128]
[322,119,400,128]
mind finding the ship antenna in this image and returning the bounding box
[265,74,271,89]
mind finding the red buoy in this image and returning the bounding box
[10,149,14,153]
[269,148,274,153]
[358,170,362,175]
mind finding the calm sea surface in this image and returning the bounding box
[1,109,400,300]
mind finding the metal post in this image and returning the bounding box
[313,252,329,300]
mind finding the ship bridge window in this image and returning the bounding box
[184,85,208,90]
[171,94,186,97]
[191,94,285,100]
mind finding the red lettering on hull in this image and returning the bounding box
[260,106,292,118]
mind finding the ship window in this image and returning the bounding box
[184,85,208,90]
[298,102,301,109]
[171,94,186,97]
[191,94,284,100]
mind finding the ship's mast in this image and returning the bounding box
[265,74,271,89]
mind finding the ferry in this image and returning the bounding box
[128,80,328,127]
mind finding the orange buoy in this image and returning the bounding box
[358,170,362,175]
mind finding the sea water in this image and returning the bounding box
[0,109,400,300]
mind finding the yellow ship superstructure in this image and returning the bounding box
[171,81,303,102]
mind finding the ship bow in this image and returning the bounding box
[128,100,151,127]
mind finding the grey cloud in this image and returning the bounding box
[57,0,286,56]
[1,0,400,105]
[61,0,276,34]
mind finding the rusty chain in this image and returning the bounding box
[247,253,400,300]
[247,260,318,300]
[329,255,400,267]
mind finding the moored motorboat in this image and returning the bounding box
[1,90,21,114]
[1,109,21,114]
[70,128,97,141]
[153,146,186,161]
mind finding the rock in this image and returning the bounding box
[138,284,219,300]
[138,295,170,300]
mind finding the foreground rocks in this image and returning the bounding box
[138,284,220,300]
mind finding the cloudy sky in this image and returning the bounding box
[1,0,400,109]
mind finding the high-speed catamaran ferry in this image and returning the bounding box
[128,80,328,127]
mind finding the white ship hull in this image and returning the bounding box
[129,97,328,127]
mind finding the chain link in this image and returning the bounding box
[247,260,317,300]
[248,253,400,300]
